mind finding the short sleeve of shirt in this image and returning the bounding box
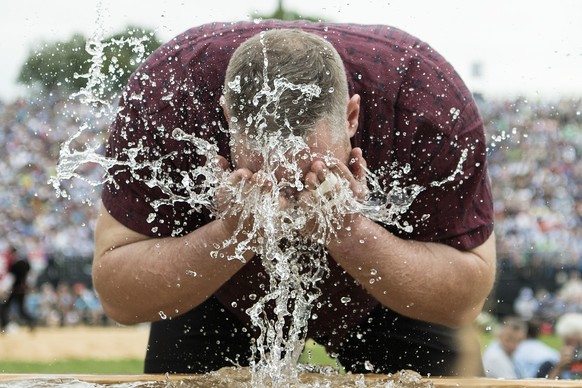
[102,24,233,237]
[335,24,493,250]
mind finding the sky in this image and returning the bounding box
[2,0,582,101]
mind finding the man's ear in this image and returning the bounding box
[220,95,230,122]
[346,94,360,137]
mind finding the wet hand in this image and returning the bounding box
[303,147,368,201]
[293,148,368,238]
[214,156,273,234]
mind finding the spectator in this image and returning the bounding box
[557,271,582,312]
[56,283,79,326]
[0,246,17,301]
[514,287,539,321]
[482,317,527,378]
[513,319,560,378]
[73,282,105,325]
[539,313,582,379]
[38,282,61,326]
[0,247,36,332]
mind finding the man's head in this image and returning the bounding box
[496,317,527,356]
[555,313,582,348]
[222,29,359,175]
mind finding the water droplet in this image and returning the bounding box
[158,311,167,320]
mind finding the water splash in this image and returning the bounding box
[49,2,158,201]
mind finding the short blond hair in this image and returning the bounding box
[223,29,348,139]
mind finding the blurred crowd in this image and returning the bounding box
[0,94,104,262]
[27,281,108,327]
[484,97,582,270]
[0,93,581,329]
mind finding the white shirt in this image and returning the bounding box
[482,341,518,378]
[513,339,560,378]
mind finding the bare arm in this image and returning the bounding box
[92,203,250,325]
[92,165,257,325]
[327,216,496,328]
[305,148,496,328]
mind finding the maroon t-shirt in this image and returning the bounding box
[103,20,493,368]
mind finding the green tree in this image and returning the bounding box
[256,0,326,22]
[17,27,161,96]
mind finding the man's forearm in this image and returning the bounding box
[92,206,249,325]
[326,214,496,328]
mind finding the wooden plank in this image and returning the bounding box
[1,373,581,387]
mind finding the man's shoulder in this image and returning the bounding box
[158,21,422,59]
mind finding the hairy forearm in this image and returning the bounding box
[93,207,249,325]
[327,214,496,328]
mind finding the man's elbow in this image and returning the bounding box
[92,261,142,326]
[446,238,497,328]
[446,273,495,328]
[93,281,145,325]
[100,301,143,326]
[447,300,488,329]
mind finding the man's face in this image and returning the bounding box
[499,329,525,355]
[230,120,352,185]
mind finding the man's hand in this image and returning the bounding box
[292,147,368,239]
[303,147,368,200]
[213,155,274,237]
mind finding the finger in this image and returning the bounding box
[304,170,319,191]
[349,147,367,182]
[229,168,253,185]
[326,159,353,182]
[279,193,290,210]
[251,171,273,192]
[326,155,369,199]
[215,155,230,171]
[311,160,328,183]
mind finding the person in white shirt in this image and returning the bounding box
[513,319,560,378]
[482,317,527,378]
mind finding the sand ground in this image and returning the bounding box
[0,325,150,361]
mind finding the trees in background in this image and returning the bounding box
[17,27,161,96]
